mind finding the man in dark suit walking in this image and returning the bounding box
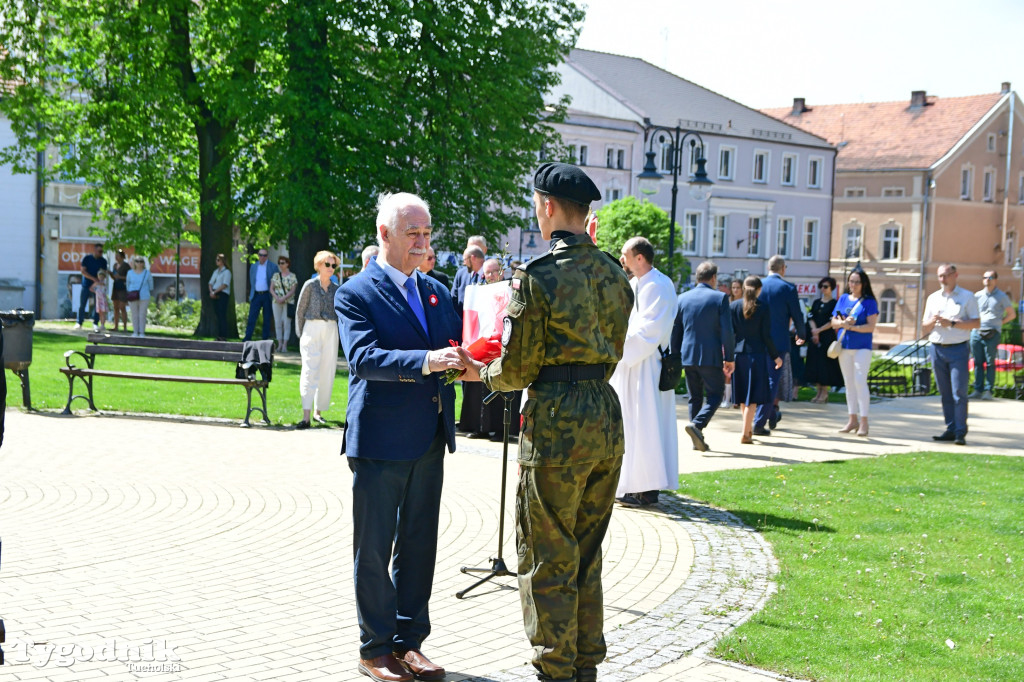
[754,255,805,435]
[671,261,734,452]
[335,192,465,682]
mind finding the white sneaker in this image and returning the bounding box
[982,390,994,401]
[966,389,978,399]
[92,323,100,332]
[73,323,82,330]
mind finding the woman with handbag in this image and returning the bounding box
[271,255,298,353]
[831,269,879,437]
[804,276,844,402]
[731,276,783,444]
[125,256,155,337]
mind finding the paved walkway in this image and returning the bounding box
[0,395,1019,681]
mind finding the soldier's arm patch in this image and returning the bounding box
[511,278,521,290]
[501,315,512,346]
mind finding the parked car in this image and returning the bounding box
[969,343,1024,372]
[879,340,931,366]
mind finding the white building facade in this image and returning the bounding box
[543,49,837,299]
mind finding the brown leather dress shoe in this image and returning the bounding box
[397,649,446,680]
[358,653,413,682]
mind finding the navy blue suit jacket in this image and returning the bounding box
[247,261,280,302]
[671,282,735,366]
[758,273,804,352]
[336,259,462,460]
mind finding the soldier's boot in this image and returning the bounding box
[576,668,597,682]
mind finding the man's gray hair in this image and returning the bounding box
[360,244,379,268]
[768,255,786,273]
[376,192,431,246]
[468,235,487,251]
[622,236,654,265]
[695,260,718,283]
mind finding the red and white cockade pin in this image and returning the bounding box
[428,294,439,307]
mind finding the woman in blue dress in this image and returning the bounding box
[731,276,783,444]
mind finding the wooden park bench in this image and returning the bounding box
[60,334,273,427]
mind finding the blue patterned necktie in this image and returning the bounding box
[404,276,429,334]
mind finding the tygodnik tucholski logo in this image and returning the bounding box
[6,637,182,672]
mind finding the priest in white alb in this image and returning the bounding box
[609,236,678,507]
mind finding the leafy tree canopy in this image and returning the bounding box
[0,0,584,329]
[595,196,691,286]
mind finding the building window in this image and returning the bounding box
[808,157,823,188]
[844,223,862,259]
[844,187,866,198]
[781,154,797,186]
[660,142,674,173]
[606,188,622,201]
[961,166,973,199]
[578,145,588,166]
[987,133,997,152]
[718,146,735,180]
[777,217,793,257]
[753,150,769,183]
[1019,172,1024,204]
[881,222,901,260]
[711,215,726,255]
[606,147,625,170]
[802,219,818,259]
[59,144,88,185]
[983,169,995,202]
[882,187,905,197]
[747,217,762,256]
[879,289,898,324]
[568,145,577,164]
[682,211,700,254]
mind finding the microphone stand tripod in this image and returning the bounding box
[456,390,517,599]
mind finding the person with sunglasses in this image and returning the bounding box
[243,249,279,341]
[294,251,341,429]
[416,245,450,290]
[804,276,843,403]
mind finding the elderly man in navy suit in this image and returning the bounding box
[335,192,465,682]
[243,248,279,341]
[754,255,805,435]
[671,261,734,452]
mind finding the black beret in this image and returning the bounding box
[533,162,601,205]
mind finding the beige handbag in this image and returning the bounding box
[827,328,845,359]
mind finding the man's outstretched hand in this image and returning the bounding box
[455,347,486,382]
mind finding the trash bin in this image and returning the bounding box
[912,366,932,395]
[1,309,34,408]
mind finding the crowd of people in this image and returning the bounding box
[59,156,1018,682]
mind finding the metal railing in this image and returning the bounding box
[867,328,1024,400]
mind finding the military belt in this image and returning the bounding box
[534,364,607,383]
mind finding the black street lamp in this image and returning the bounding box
[636,123,713,280]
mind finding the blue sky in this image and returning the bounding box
[575,0,1024,109]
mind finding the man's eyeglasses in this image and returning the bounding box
[425,255,436,261]
[258,252,268,257]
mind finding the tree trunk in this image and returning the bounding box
[194,119,237,338]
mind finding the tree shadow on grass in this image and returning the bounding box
[654,496,836,537]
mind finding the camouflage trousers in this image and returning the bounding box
[516,454,623,681]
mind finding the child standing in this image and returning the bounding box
[91,270,110,331]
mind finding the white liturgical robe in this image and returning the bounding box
[610,267,679,495]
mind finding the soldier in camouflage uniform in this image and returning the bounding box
[459,163,633,682]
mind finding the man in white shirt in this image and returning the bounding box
[609,236,678,507]
[970,270,1016,400]
[922,263,980,445]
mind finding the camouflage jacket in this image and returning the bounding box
[481,232,634,465]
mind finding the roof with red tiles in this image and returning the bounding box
[761,93,1005,171]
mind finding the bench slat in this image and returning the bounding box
[60,367,264,385]
[83,345,243,363]
[86,333,246,353]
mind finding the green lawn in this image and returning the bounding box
[7,329,464,425]
[679,453,1024,681]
